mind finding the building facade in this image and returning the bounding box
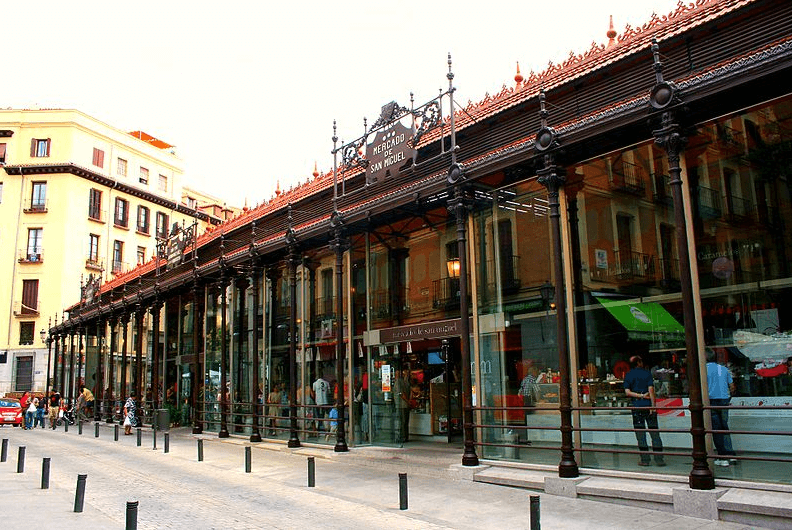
[50,0,792,490]
[0,109,221,394]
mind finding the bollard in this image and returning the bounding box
[115,425,119,441]
[530,494,541,530]
[95,422,99,438]
[164,433,169,454]
[245,446,251,473]
[152,429,157,451]
[1,438,7,462]
[78,421,82,435]
[307,456,315,487]
[64,419,68,433]
[17,446,26,473]
[136,428,142,447]
[125,500,138,530]
[197,439,203,462]
[74,474,87,513]
[399,473,408,510]
[41,457,51,489]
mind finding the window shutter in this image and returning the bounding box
[21,280,38,313]
[30,139,36,157]
[46,138,51,156]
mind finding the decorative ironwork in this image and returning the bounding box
[369,100,410,130]
[410,98,441,148]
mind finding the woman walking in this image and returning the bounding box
[123,392,137,435]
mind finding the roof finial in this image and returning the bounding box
[607,15,617,47]
[514,61,524,85]
[243,197,249,212]
[275,180,281,197]
[313,161,319,179]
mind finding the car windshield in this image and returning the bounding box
[0,400,21,408]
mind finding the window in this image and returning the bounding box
[0,143,6,164]
[156,212,169,238]
[137,246,146,265]
[139,167,149,185]
[158,174,168,192]
[30,138,51,157]
[186,197,198,209]
[137,205,150,234]
[30,181,46,211]
[14,354,33,391]
[88,189,102,220]
[114,197,129,227]
[92,148,105,168]
[21,279,38,314]
[88,234,100,262]
[19,322,34,346]
[117,157,127,177]
[113,240,124,273]
[26,228,42,261]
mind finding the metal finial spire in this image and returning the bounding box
[447,53,454,87]
[652,38,664,84]
[539,89,549,127]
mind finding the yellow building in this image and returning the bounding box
[0,109,223,394]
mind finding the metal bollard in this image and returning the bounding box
[17,446,26,473]
[152,429,157,451]
[136,428,142,447]
[41,457,50,489]
[65,420,68,433]
[245,446,251,473]
[164,433,169,454]
[78,421,82,435]
[530,494,541,530]
[74,474,87,513]
[1,438,7,462]
[115,424,119,441]
[307,456,315,487]
[197,439,203,462]
[125,500,138,530]
[95,422,99,438]
[399,473,408,510]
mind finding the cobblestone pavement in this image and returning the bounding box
[0,424,766,530]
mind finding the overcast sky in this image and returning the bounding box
[5,0,681,208]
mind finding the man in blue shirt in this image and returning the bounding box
[623,355,665,466]
[706,348,737,467]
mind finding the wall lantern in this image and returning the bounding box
[447,258,461,278]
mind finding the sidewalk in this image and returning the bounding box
[0,423,779,529]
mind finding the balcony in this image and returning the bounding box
[370,288,411,321]
[717,125,745,154]
[13,300,39,316]
[652,174,673,206]
[611,161,646,196]
[613,250,655,281]
[315,296,335,321]
[484,255,522,297]
[433,277,461,310]
[111,260,128,274]
[726,194,754,223]
[18,248,44,264]
[85,257,104,272]
[88,208,106,223]
[23,199,48,213]
[697,186,722,220]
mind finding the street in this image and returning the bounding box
[0,424,762,529]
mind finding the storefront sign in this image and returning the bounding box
[381,365,392,392]
[365,116,415,185]
[379,318,467,343]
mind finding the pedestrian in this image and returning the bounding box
[706,348,738,466]
[25,396,38,430]
[266,383,282,435]
[81,386,95,420]
[75,390,87,424]
[20,391,31,429]
[35,394,46,428]
[48,389,61,429]
[623,355,665,466]
[123,392,137,435]
[394,369,412,443]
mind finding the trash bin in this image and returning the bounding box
[503,429,519,460]
[154,409,170,432]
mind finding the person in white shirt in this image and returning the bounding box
[312,375,331,432]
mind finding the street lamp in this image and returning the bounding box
[539,282,555,310]
[40,329,47,343]
[446,258,460,278]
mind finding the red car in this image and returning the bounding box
[0,398,23,426]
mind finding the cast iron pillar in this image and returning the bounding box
[59,333,67,404]
[287,250,301,448]
[249,266,261,442]
[218,270,230,438]
[648,38,713,490]
[265,265,281,438]
[150,300,163,414]
[535,89,578,478]
[69,330,76,407]
[94,319,105,422]
[120,314,130,404]
[44,321,52,399]
[134,306,145,411]
[107,317,118,422]
[192,278,204,435]
[331,213,348,452]
[51,331,59,395]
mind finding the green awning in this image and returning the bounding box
[595,297,684,340]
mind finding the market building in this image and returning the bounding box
[48,0,792,492]
[0,109,225,395]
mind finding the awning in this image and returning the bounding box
[595,297,684,341]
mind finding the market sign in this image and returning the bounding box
[163,222,196,270]
[595,297,684,341]
[365,103,415,185]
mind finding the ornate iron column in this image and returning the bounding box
[44,318,52,398]
[51,330,59,394]
[648,38,713,490]
[69,329,76,407]
[107,317,118,422]
[59,332,66,403]
[535,89,579,478]
[135,305,145,409]
[286,210,302,448]
[218,269,230,438]
[192,278,204,435]
[331,212,349,452]
[120,313,130,402]
[150,300,162,414]
[95,319,105,422]
[265,265,281,438]
[249,265,261,442]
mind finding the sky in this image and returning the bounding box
[5,0,682,208]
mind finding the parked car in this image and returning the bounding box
[0,398,22,426]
